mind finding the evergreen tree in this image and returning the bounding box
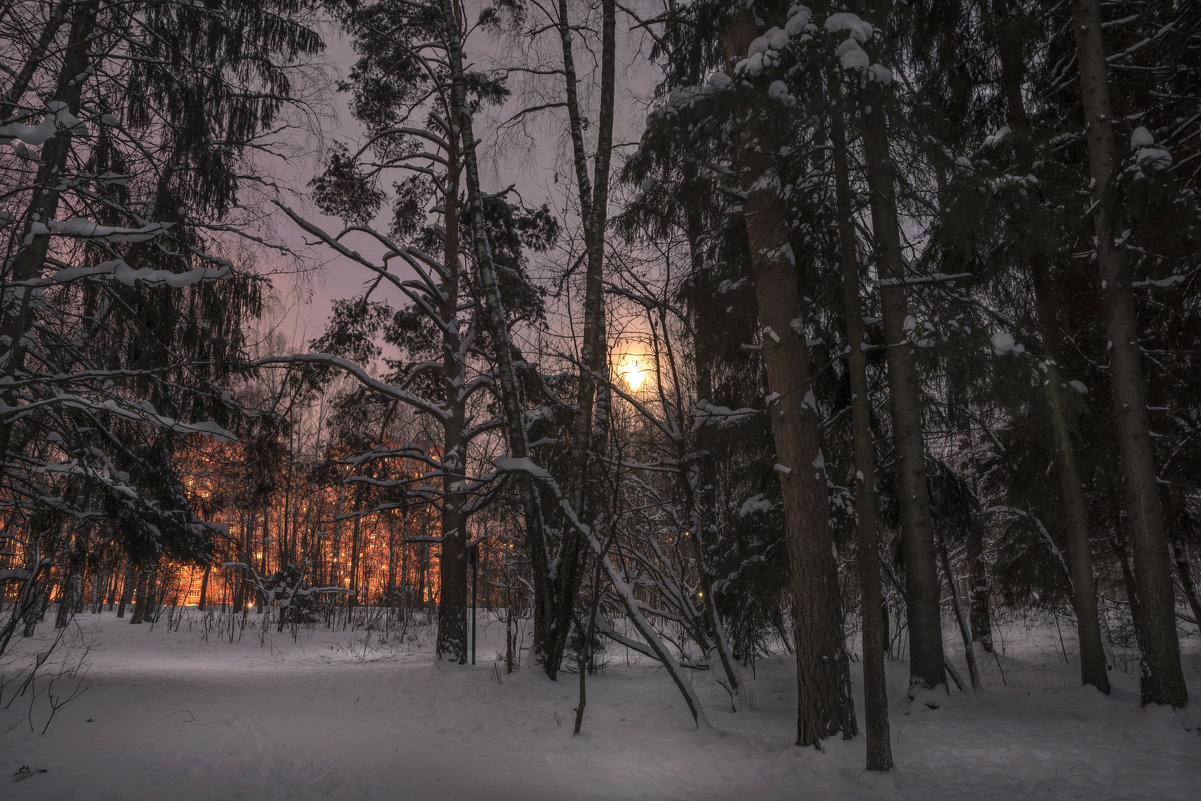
[0,0,323,645]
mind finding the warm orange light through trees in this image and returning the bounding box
[614,346,651,392]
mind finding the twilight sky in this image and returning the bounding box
[261,9,662,357]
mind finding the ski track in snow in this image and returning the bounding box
[3,612,1198,801]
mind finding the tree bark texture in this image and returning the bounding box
[543,0,619,679]
[1069,0,1186,707]
[858,92,947,698]
[993,0,1109,693]
[435,0,554,675]
[832,94,892,769]
[722,3,856,746]
[435,126,468,663]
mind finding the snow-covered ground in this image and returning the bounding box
[2,609,1198,801]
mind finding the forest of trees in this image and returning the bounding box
[2,0,1198,771]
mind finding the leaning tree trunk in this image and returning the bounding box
[937,536,981,690]
[1165,489,1201,638]
[1171,534,1201,639]
[720,3,856,747]
[1069,0,1186,708]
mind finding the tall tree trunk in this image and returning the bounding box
[1069,0,1186,707]
[436,141,468,663]
[679,168,743,707]
[832,92,892,769]
[856,74,947,699]
[992,0,1109,694]
[720,3,856,746]
[145,564,160,622]
[539,0,620,680]
[434,0,552,677]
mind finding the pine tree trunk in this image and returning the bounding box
[857,85,947,699]
[721,3,856,746]
[991,0,1109,694]
[832,95,892,769]
[146,564,159,621]
[680,169,744,708]
[1035,320,1111,692]
[1069,0,1186,708]
[130,567,150,624]
[436,146,468,664]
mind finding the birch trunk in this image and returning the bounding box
[542,0,619,679]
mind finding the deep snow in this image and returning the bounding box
[2,608,1198,801]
